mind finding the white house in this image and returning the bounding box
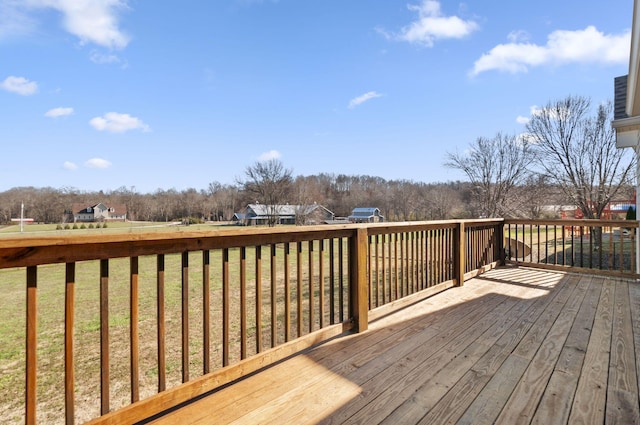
[72,203,127,222]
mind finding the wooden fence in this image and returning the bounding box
[504,219,639,277]
[0,219,502,424]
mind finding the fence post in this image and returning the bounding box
[350,227,369,332]
[454,221,465,287]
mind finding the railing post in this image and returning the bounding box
[454,221,465,287]
[350,228,369,332]
[497,221,505,266]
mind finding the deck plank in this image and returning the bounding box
[346,278,536,424]
[606,279,640,423]
[530,276,602,425]
[568,279,614,424]
[494,274,588,424]
[455,274,580,425]
[380,273,569,425]
[143,268,640,425]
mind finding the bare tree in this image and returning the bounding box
[445,132,536,218]
[240,159,293,226]
[526,96,636,219]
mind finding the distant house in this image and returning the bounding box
[234,203,335,226]
[73,203,127,222]
[348,207,384,223]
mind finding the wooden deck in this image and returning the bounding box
[142,267,640,425]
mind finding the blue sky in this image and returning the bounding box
[0,0,633,193]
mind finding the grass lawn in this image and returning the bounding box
[0,221,237,237]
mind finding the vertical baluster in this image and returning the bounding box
[405,232,410,295]
[528,224,533,263]
[375,235,380,306]
[255,246,262,353]
[130,257,140,403]
[270,244,277,347]
[203,250,211,373]
[411,232,416,292]
[381,235,387,303]
[319,239,325,328]
[609,226,614,270]
[284,243,291,341]
[388,233,392,295]
[428,229,438,285]
[26,266,37,425]
[447,227,452,281]
[421,230,426,289]
[100,259,110,414]
[339,238,345,321]
[222,248,230,366]
[296,242,303,336]
[157,255,166,392]
[367,235,373,309]
[394,233,399,300]
[545,225,549,263]
[580,226,584,268]
[537,225,541,264]
[240,247,247,359]
[632,229,637,273]
[65,263,75,425]
[308,240,315,333]
[399,233,405,297]
[329,239,336,325]
[431,229,442,285]
[181,252,189,382]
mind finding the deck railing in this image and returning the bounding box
[0,218,543,424]
[504,219,639,277]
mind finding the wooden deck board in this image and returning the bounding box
[143,268,640,425]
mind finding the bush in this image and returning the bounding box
[102,223,108,228]
[56,224,63,230]
[72,224,78,229]
[64,224,71,230]
[88,223,94,229]
[80,224,86,229]
[626,206,636,221]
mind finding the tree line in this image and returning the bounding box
[0,177,482,225]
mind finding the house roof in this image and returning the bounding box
[349,207,381,217]
[245,204,332,218]
[72,203,127,215]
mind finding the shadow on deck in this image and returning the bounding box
[141,267,640,424]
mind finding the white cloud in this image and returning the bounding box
[1,76,38,95]
[258,150,281,161]
[516,116,529,125]
[388,0,479,47]
[89,112,150,133]
[45,107,74,118]
[471,26,630,76]
[85,158,112,169]
[63,161,78,170]
[0,2,36,40]
[2,0,130,49]
[349,91,383,109]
